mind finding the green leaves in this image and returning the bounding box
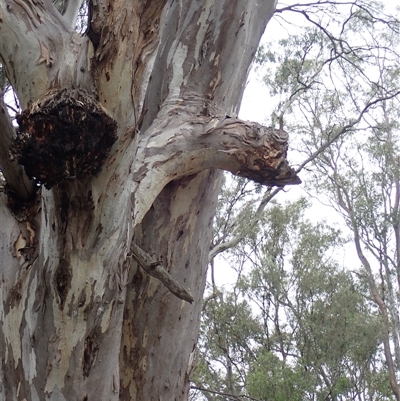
[247,350,311,401]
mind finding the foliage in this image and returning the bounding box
[192,198,387,401]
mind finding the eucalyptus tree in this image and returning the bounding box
[254,2,400,398]
[303,97,400,401]
[192,198,384,401]
[0,1,300,400]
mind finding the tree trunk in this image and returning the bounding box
[0,1,299,400]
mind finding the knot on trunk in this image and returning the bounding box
[9,88,117,189]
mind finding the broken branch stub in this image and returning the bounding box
[232,125,300,186]
[130,242,194,304]
[9,88,117,189]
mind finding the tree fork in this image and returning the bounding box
[0,1,297,400]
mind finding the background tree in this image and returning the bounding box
[271,18,400,401]
[192,198,386,401]
[303,94,400,400]
[0,1,299,400]
[255,2,400,398]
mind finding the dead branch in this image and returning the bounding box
[130,242,194,304]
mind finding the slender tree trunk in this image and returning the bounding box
[0,1,298,400]
[335,181,400,401]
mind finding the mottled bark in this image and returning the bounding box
[0,1,299,400]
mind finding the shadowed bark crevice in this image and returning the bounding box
[0,98,36,200]
[83,327,101,377]
[54,258,72,309]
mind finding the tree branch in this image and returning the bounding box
[209,186,283,261]
[0,98,36,200]
[190,385,261,401]
[130,242,194,304]
[130,113,300,227]
[208,88,400,260]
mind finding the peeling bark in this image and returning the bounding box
[130,111,299,225]
[0,0,94,107]
[0,1,298,400]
